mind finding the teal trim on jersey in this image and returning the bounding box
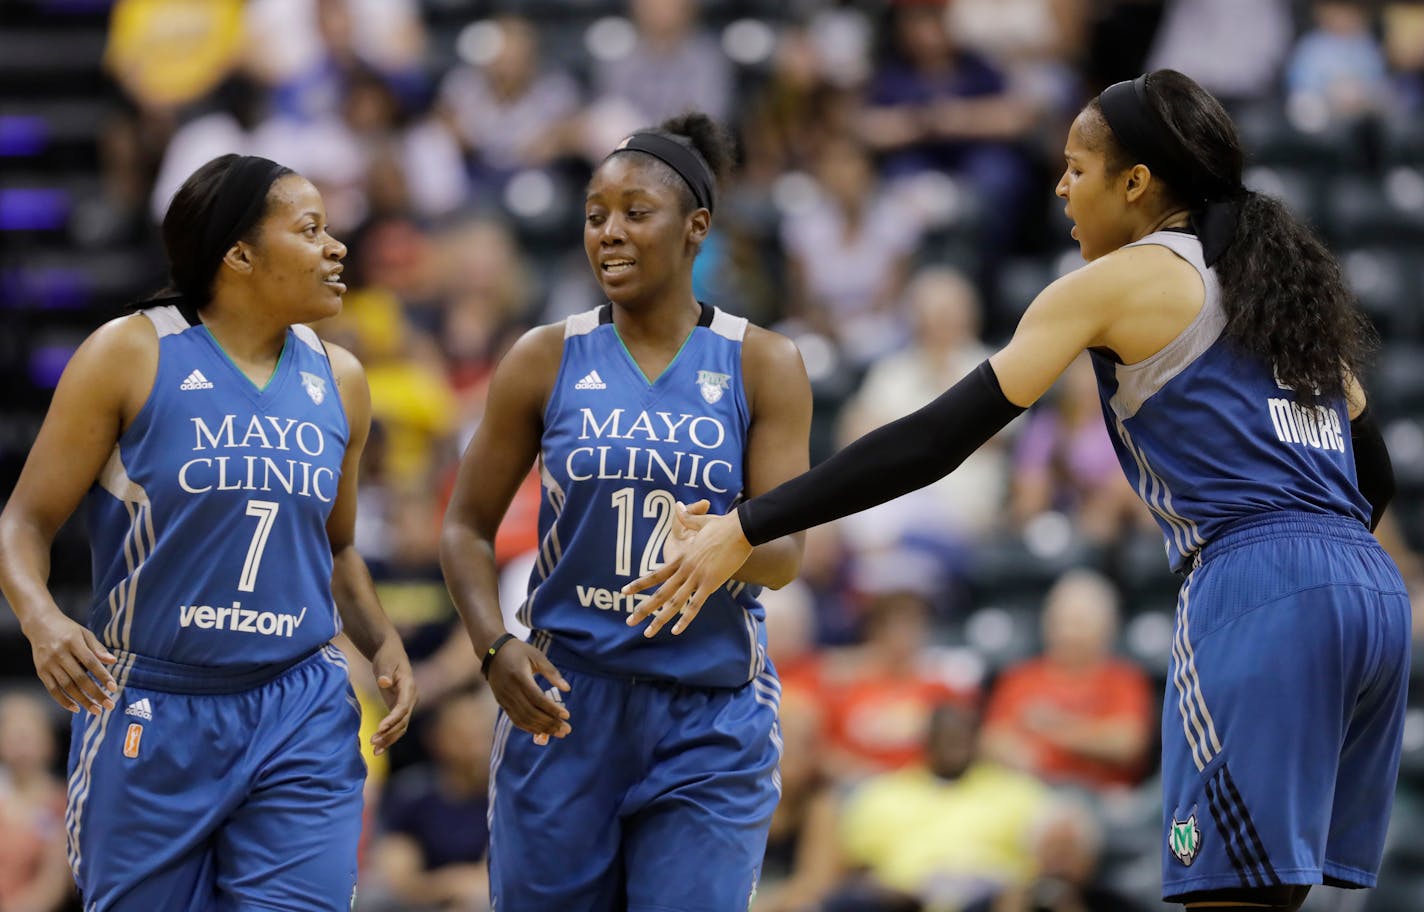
[201,325,290,394]
[611,322,698,386]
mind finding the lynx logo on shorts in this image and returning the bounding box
[300,371,327,405]
[696,370,731,404]
[123,723,143,759]
[1169,811,1202,866]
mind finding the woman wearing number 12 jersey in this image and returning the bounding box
[440,113,812,910]
[0,155,415,911]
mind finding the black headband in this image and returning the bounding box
[1097,75,1245,266]
[614,132,716,214]
[181,155,290,301]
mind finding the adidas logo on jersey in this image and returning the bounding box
[574,370,607,390]
[179,369,214,390]
[125,698,153,720]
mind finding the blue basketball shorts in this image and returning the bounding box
[1160,512,1411,900]
[487,662,784,911]
[65,644,366,911]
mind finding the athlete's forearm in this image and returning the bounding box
[0,513,65,632]
[330,546,399,660]
[733,534,803,590]
[438,522,509,654]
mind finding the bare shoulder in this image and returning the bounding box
[503,321,566,373]
[740,322,808,404]
[321,339,366,388]
[1090,242,1203,307]
[84,311,159,363]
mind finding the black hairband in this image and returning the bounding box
[1098,75,1245,266]
[184,155,289,300]
[614,132,716,213]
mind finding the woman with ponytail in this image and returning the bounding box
[627,71,1407,912]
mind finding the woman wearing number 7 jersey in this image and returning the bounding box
[0,154,416,911]
[440,113,811,911]
[628,72,1409,912]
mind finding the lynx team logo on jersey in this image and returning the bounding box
[300,371,327,405]
[1169,811,1202,866]
[697,370,731,404]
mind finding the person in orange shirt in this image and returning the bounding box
[817,589,975,778]
[982,569,1153,791]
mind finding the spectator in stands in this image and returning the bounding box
[0,694,72,912]
[367,688,496,912]
[1145,0,1294,108]
[829,700,1052,912]
[740,25,857,187]
[1384,3,1424,113]
[857,0,1036,259]
[247,0,427,124]
[947,0,1089,117]
[271,66,467,228]
[982,569,1153,791]
[963,799,1148,912]
[1010,354,1149,546]
[438,15,582,187]
[816,589,972,779]
[754,689,842,912]
[1286,1,1392,122]
[780,134,923,365]
[837,267,1009,547]
[590,0,733,125]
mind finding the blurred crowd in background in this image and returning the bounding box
[3,0,1424,909]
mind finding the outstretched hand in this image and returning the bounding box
[623,501,753,637]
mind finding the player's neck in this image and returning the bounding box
[199,296,290,367]
[611,283,701,348]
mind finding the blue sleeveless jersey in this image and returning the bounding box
[1091,231,1370,572]
[522,304,767,688]
[83,306,346,669]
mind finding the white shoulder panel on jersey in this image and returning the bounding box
[709,308,748,342]
[564,308,602,339]
[291,324,326,356]
[143,305,191,339]
[1108,232,1227,421]
[97,445,151,506]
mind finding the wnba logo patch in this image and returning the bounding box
[123,723,143,759]
[696,370,731,404]
[300,371,327,405]
[1169,810,1202,866]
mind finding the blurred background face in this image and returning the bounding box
[630,0,694,42]
[895,5,954,66]
[814,137,873,209]
[775,691,826,795]
[430,691,497,778]
[907,267,980,353]
[0,695,56,775]
[926,703,978,779]
[1041,572,1119,668]
[863,591,932,666]
[487,17,537,93]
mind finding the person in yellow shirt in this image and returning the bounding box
[836,701,1053,912]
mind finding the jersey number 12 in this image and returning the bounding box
[610,488,676,577]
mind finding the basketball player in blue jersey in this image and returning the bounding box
[629,71,1408,912]
[440,113,813,910]
[0,154,417,911]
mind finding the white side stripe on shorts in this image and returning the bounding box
[1170,572,1223,771]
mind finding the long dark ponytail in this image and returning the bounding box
[1089,70,1375,404]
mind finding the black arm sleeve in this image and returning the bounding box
[737,360,1025,546]
[1351,406,1394,532]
